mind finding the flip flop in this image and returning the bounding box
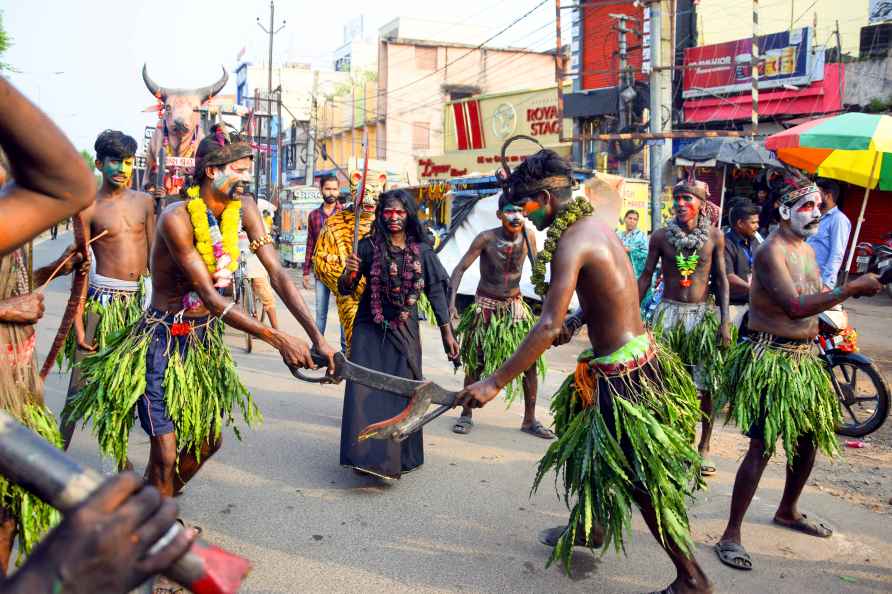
[452,416,473,435]
[772,513,833,538]
[538,524,603,548]
[521,420,555,440]
[700,461,717,476]
[715,541,753,571]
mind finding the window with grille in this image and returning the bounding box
[414,46,437,70]
[412,122,430,150]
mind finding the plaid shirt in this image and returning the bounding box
[303,203,343,276]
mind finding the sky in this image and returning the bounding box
[3,0,558,154]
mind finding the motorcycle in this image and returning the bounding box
[817,307,890,437]
[854,233,892,299]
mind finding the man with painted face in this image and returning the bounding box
[637,180,731,477]
[59,130,155,463]
[713,173,882,572]
[339,189,459,480]
[447,193,550,438]
[64,133,336,499]
[458,150,711,594]
[303,175,344,349]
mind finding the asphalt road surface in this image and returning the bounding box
[32,232,892,594]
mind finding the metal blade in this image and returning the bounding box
[336,356,428,397]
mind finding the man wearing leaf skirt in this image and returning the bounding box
[714,172,883,572]
[58,130,154,465]
[339,189,460,480]
[447,192,550,438]
[459,150,712,594]
[638,180,731,477]
[64,133,335,498]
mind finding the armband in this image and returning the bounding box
[250,234,273,253]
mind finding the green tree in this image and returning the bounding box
[0,11,12,72]
[80,149,101,187]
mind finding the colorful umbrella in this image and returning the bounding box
[766,112,892,280]
[766,112,892,190]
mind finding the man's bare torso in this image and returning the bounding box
[560,216,645,357]
[88,189,152,281]
[476,227,527,298]
[150,204,205,316]
[651,226,719,304]
[749,234,822,340]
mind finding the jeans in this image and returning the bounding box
[315,278,346,351]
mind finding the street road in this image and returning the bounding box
[33,232,892,593]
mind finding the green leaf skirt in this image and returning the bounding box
[652,298,725,393]
[0,404,62,565]
[63,310,262,469]
[532,336,702,571]
[456,294,546,404]
[716,332,839,462]
[57,281,145,372]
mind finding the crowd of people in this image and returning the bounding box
[0,68,885,594]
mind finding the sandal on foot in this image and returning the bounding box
[700,460,717,477]
[772,513,832,538]
[521,421,555,440]
[452,416,473,435]
[715,541,753,570]
[538,524,603,548]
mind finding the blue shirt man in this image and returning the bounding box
[807,179,851,289]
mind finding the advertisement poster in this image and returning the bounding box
[871,0,892,23]
[682,27,821,98]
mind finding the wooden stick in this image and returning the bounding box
[37,229,108,292]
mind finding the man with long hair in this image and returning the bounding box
[459,150,712,594]
[64,133,335,499]
[339,189,459,480]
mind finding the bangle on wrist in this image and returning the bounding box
[831,286,843,299]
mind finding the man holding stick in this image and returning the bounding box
[59,130,155,462]
[0,76,193,594]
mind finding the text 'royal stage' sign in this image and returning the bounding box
[682,27,822,99]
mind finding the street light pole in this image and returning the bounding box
[257,1,286,200]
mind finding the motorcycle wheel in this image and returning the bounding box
[829,355,890,437]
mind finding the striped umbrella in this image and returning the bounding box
[766,112,892,278]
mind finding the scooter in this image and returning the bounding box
[818,307,890,437]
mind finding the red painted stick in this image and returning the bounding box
[0,412,251,593]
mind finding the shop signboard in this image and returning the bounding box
[682,27,821,99]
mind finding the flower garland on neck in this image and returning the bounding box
[183,186,241,310]
[665,213,710,288]
[531,196,594,296]
[369,237,424,327]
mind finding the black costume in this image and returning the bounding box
[339,236,451,479]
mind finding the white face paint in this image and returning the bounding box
[779,190,822,238]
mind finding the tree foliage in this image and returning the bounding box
[0,11,12,72]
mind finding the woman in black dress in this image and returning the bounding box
[338,189,459,479]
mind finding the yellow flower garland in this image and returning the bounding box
[185,187,240,276]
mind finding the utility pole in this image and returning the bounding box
[305,71,318,185]
[257,0,286,200]
[644,1,666,231]
[610,13,636,177]
[751,0,759,138]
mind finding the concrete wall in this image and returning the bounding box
[844,58,892,107]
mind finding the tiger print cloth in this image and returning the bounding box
[312,209,375,349]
